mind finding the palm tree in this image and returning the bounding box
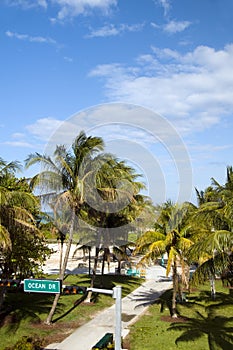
[135,202,195,317]
[25,131,104,324]
[211,165,233,225]
[189,180,233,297]
[82,155,146,299]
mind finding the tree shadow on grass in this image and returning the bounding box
[0,291,62,333]
[123,284,177,320]
[168,307,233,350]
[52,274,142,322]
[167,288,233,350]
[52,292,88,323]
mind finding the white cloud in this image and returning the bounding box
[190,143,233,152]
[89,44,233,135]
[5,140,35,148]
[86,23,144,38]
[155,0,171,17]
[64,56,73,62]
[26,118,64,141]
[4,119,63,150]
[51,0,117,20]
[163,20,191,34]
[6,30,57,45]
[5,0,117,19]
[5,0,47,9]
[12,132,26,139]
[151,20,192,34]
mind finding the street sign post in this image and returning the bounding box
[24,279,61,294]
[87,286,122,350]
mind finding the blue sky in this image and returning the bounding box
[1,0,233,205]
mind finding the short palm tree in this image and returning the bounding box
[188,201,233,297]
[135,202,195,317]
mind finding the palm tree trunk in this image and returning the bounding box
[210,275,216,300]
[85,246,99,303]
[45,293,60,325]
[0,287,7,311]
[59,240,63,275]
[101,249,106,276]
[100,247,110,287]
[117,259,121,274]
[88,246,91,276]
[60,209,76,280]
[45,208,76,325]
[172,259,178,318]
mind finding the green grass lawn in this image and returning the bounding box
[125,281,233,350]
[0,274,142,350]
[1,277,233,350]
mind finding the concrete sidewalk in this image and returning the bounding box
[45,265,172,350]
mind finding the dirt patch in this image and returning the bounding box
[30,320,83,347]
[161,315,189,323]
[79,301,95,306]
[122,313,136,322]
[0,312,18,326]
[123,336,131,350]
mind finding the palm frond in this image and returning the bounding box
[0,224,11,249]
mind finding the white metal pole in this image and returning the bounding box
[113,285,122,350]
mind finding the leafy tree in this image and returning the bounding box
[0,158,49,309]
[0,159,46,278]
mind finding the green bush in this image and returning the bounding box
[4,335,44,350]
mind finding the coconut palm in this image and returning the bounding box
[211,165,233,226]
[135,202,195,317]
[189,173,233,297]
[82,155,146,298]
[25,131,104,324]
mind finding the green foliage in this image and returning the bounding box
[0,158,48,279]
[4,335,44,350]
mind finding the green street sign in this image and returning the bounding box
[24,279,61,294]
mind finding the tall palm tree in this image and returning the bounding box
[81,155,146,299]
[135,202,195,317]
[25,131,104,324]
